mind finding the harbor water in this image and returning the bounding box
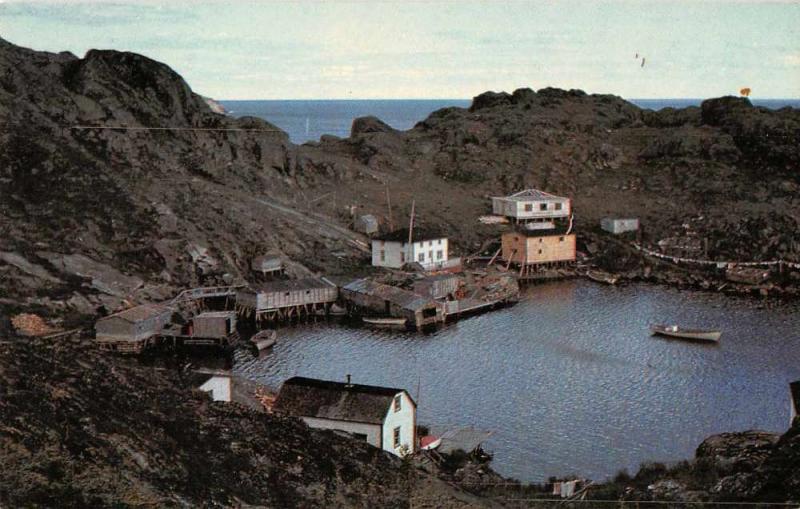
[234,280,800,483]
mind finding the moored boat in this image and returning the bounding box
[251,330,277,350]
[362,317,408,329]
[586,269,620,285]
[650,324,721,342]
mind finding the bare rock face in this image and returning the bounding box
[696,431,780,475]
[351,115,396,136]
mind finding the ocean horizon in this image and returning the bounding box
[220,98,800,144]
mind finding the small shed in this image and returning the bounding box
[340,278,443,329]
[194,371,265,411]
[236,277,338,322]
[601,218,640,234]
[192,311,237,338]
[95,304,172,353]
[355,214,379,235]
[251,254,283,276]
[412,274,462,300]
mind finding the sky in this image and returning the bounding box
[1,0,798,99]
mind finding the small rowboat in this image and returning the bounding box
[586,270,619,285]
[420,435,442,451]
[251,330,277,350]
[650,324,721,343]
[362,317,407,329]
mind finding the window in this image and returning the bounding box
[540,203,547,211]
[393,426,401,448]
[353,433,368,442]
[559,236,564,242]
[418,253,424,262]
[428,241,432,247]
[437,239,442,245]
[400,252,405,263]
[380,250,385,262]
[524,203,533,212]
[539,238,543,243]
[538,249,543,254]
[393,394,402,412]
[555,203,563,211]
[436,250,443,260]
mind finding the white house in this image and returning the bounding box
[274,376,417,456]
[791,380,800,428]
[491,189,571,221]
[371,228,452,271]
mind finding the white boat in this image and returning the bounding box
[650,324,721,342]
[362,317,407,329]
[251,330,277,350]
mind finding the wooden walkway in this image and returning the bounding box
[170,285,244,305]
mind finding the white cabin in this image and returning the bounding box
[601,218,640,234]
[371,228,450,270]
[491,189,571,221]
[274,376,417,456]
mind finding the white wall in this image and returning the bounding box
[371,240,406,269]
[199,376,232,402]
[301,417,382,448]
[410,239,448,269]
[372,238,448,270]
[381,392,416,455]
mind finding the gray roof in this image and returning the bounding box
[102,304,170,323]
[249,277,334,293]
[495,188,568,201]
[274,376,413,424]
[342,278,437,311]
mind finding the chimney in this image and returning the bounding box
[346,374,352,386]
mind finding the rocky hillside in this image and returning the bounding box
[2,37,800,326]
[0,335,491,508]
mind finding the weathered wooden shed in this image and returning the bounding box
[95,304,172,353]
[236,278,338,323]
[192,311,237,338]
[355,214,379,235]
[501,227,576,277]
[340,278,443,330]
[412,274,462,300]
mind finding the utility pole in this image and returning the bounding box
[385,185,394,231]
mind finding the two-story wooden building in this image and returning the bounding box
[371,228,457,271]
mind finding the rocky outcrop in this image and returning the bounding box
[0,337,487,508]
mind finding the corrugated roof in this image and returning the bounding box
[342,278,437,311]
[250,277,334,293]
[373,228,445,243]
[274,376,413,424]
[103,304,170,323]
[495,188,568,202]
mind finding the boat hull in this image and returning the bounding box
[650,325,721,342]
